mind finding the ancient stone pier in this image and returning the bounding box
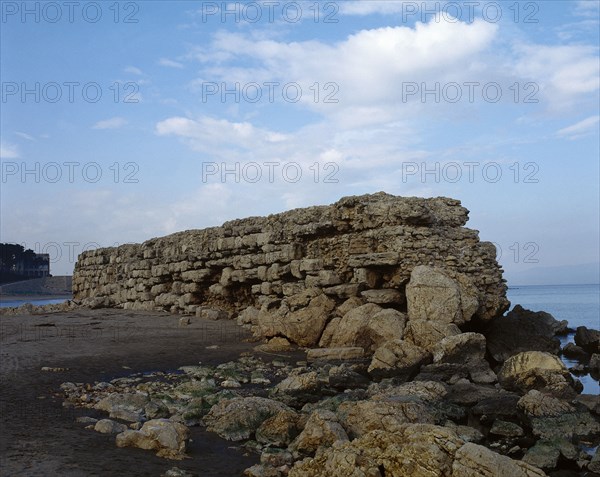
[73,192,508,346]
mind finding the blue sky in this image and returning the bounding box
[1,0,599,284]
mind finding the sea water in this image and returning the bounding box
[507,284,600,395]
[0,298,68,308]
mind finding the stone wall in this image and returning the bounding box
[73,193,508,338]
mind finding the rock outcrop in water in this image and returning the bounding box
[73,193,509,347]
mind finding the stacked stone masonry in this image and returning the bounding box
[73,193,509,345]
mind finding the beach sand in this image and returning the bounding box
[0,308,284,476]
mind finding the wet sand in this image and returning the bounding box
[0,309,271,476]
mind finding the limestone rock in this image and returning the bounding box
[94,419,128,434]
[256,409,302,447]
[452,442,546,477]
[95,392,150,422]
[323,304,407,352]
[204,397,291,441]
[306,347,365,363]
[403,319,461,352]
[485,305,563,362]
[406,265,479,325]
[255,337,292,353]
[522,440,561,472]
[489,419,524,437]
[116,419,190,460]
[561,343,589,360]
[589,447,600,473]
[289,409,349,455]
[369,380,447,403]
[368,339,431,380]
[337,399,436,438]
[360,289,404,305]
[574,326,600,354]
[289,425,464,477]
[432,332,496,384]
[517,390,576,417]
[497,351,580,398]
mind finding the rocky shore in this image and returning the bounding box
[1,193,598,476]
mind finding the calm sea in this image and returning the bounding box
[0,298,68,308]
[507,284,600,394]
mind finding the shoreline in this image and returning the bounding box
[0,308,272,476]
[0,294,72,301]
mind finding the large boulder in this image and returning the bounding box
[289,425,465,477]
[406,266,479,325]
[403,319,461,352]
[485,305,563,362]
[320,304,407,352]
[432,332,496,384]
[452,442,546,477]
[574,326,600,354]
[257,293,336,347]
[272,371,323,405]
[289,409,349,455]
[337,399,436,439]
[204,397,291,441]
[94,392,150,422]
[255,409,303,447]
[368,339,431,380]
[115,419,190,460]
[497,351,581,398]
[517,390,576,417]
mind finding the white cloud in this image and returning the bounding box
[338,0,410,16]
[557,115,600,139]
[512,43,599,111]
[155,116,288,158]
[15,132,36,141]
[158,57,184,69]
[92,117,128,130]
[189,15,598,117]
[0,142,19,159]
[124,66,144,75]
[191,17,498,126]
[575,0,600,17]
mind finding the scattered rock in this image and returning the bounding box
[485,305,564,362]
[289,409,348,455]
[306,347,365,363]
[452,442,546,477]
[489,419,524,437]
[337,399,436,438]
[589,353,600,375]
[204,397,291,441]
[588,447,600,473]
[95,392,150,422]
[522,440,561,471]
[322,304,407,352]
[432,332,496,384]
[561,342,589,360]
[94,419,128,434]
[116,419,190,459]
[574,326,600,354]
[367,339,431,380]
[256,410,303,447]
[517,390,576,417]
[406,265,479,325]
[497,351,580,399]
[289,425,465,477]
[403,319,461,352]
